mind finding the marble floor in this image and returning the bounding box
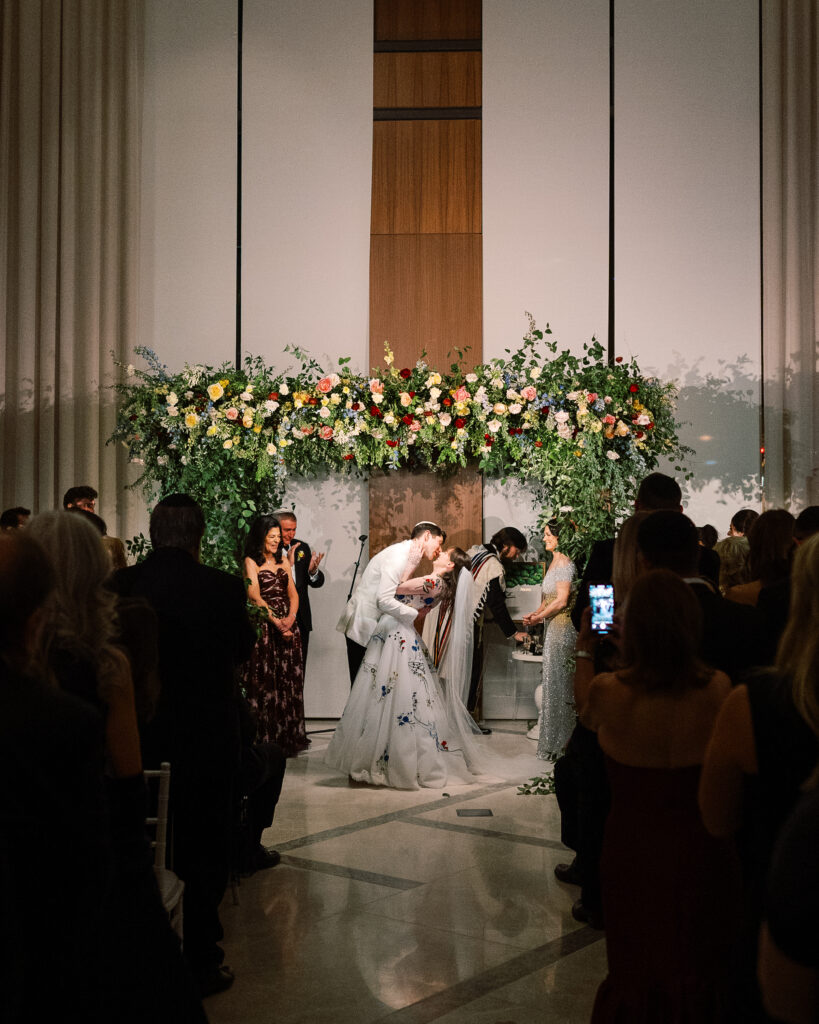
[209,722,608,1024]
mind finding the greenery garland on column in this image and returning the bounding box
[110,316,691,572]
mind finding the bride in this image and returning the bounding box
[325,547,488,789]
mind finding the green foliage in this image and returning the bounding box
[517,771,557,795]
[109,315,691,572]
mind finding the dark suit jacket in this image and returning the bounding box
[111,547,255,773]
[688,580,765,681]
[287,538,324,635]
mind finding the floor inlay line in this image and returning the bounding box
[279,854,422,890]
[403,815,567,851]
[274,782,513,852]
[374,927,604,1023]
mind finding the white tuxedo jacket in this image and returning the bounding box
[337,539,418,646]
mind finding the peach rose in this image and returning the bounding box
[319,426,334,440]
[521,385,537,402]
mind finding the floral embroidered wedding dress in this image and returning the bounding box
[325,576,487,789]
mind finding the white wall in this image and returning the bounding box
[615,0,761,530]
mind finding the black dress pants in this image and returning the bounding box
[346,636,366,686]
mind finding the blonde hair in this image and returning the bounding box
[612,511,653,606]
[27,511,122,701]
[714,535,750,594]
[778,534,819,734]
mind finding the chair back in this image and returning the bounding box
[144,761,171,869]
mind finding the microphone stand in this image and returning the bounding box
[346,534,367,602]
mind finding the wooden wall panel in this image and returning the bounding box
[375,0,481,41]
[368,466,483,565]
[372,120,481,234]
[374,52,481,108]
[370,234,482,371]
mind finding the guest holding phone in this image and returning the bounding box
[523,518,577,760]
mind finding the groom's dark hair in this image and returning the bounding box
[410,522,445,541]
[490,526,527,552]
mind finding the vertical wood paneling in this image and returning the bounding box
[372,120,481,234]
[369,0,482,555]
[369,466,484,567]
[375,0,481,41]
[370,234,482,371]
[374,52,481,108]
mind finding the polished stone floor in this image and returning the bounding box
[209,722,607,1024]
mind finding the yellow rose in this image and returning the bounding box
[253,424,262,433]
[185,412,199,428]
[207,383,224,402]
[207,425,218,437]
[223,439,233,449]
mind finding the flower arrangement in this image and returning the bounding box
[110,315,690,570]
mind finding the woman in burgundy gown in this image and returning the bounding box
[242,515,307,757]
[575,569,740,1022]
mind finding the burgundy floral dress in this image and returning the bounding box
[243,567,307,757]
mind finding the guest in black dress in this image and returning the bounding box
[700,532,819,1022]
[576,570,739,1022]
[242,514,308,757]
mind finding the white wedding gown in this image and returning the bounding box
[325,577,488,789]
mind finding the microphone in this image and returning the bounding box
[359,534,367,542]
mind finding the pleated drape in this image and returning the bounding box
[761,0,819,508]
[0,0,143,535]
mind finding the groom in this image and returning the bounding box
[337,522,445,685]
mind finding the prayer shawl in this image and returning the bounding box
[467,543,505,623]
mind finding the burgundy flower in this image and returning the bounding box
[400,368,412,379]
[629,384,639,393]
[454,417,466,428]
[386,439,398,447]
[401,414,414,425]
[615,356,623,364]
[351,402,360,411]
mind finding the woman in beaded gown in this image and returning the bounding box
[325,548,489,789]
[242,514,308,757]
[523,518,577,760]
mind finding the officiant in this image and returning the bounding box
[275,509,325,671]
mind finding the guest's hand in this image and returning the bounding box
[309,551,324,574]
[288,542,301,565]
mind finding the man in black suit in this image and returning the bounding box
[111,494,255,997]
[275,509,324,669]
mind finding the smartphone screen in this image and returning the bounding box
[589,583,615,634]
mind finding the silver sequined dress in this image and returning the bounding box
[536,559,578,760]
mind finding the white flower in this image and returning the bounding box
[279,383,289,395]
[438,412,451,426]
[240,390,253,402]
[266,443,277,455]
[487,419,501,433]
[126,364,135,376]
[156,455,168,466]
[429,386,442,401]
[554,410,570,424]
[559,506,573,513]
[506,388,518,400]
[491,377,503,388]
[566,391,581,401]
[606,450,620,460]
[529,366,542,380]
[318,406,331,419]
[167,406,179,417]
[167,392,178,406]
[130,457,144,465]
[450,440,458,449]
[264,400,279,414]
[465,373,478,383]
[636,413,651,425]
[383,412,396,425]
[181,456,188,465]
[509,403,522,415]
[371,392,383,404]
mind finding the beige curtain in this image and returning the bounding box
[0,0,143,535]
[761,0,819,509]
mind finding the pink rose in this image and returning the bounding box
[521,385,537,402]
[586,392,598,403]
[603,414,616,425]
[301,425,315,436]
[319,425,334,440]
[369,378,384,395]
[225,407,239,421]
[316,377,333,394]
[409,420,422,432]
[453,385,470,403]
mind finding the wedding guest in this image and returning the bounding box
[62,484,98,512]
[274,509,324,670]
[27,511,206,1022]
[466,527,528,732]
[698,523,718,549]
[242,514,307,757]
[338,522,444,685]
[714,535,751,595]
[111,494,255,998]
[729,507,759,537]
[577,571,739,1021]
[699,533,819,1021]
[0,531,110,1023]
[759,781,819,1024]
[0,505,30,530]
[725,508,795,607]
